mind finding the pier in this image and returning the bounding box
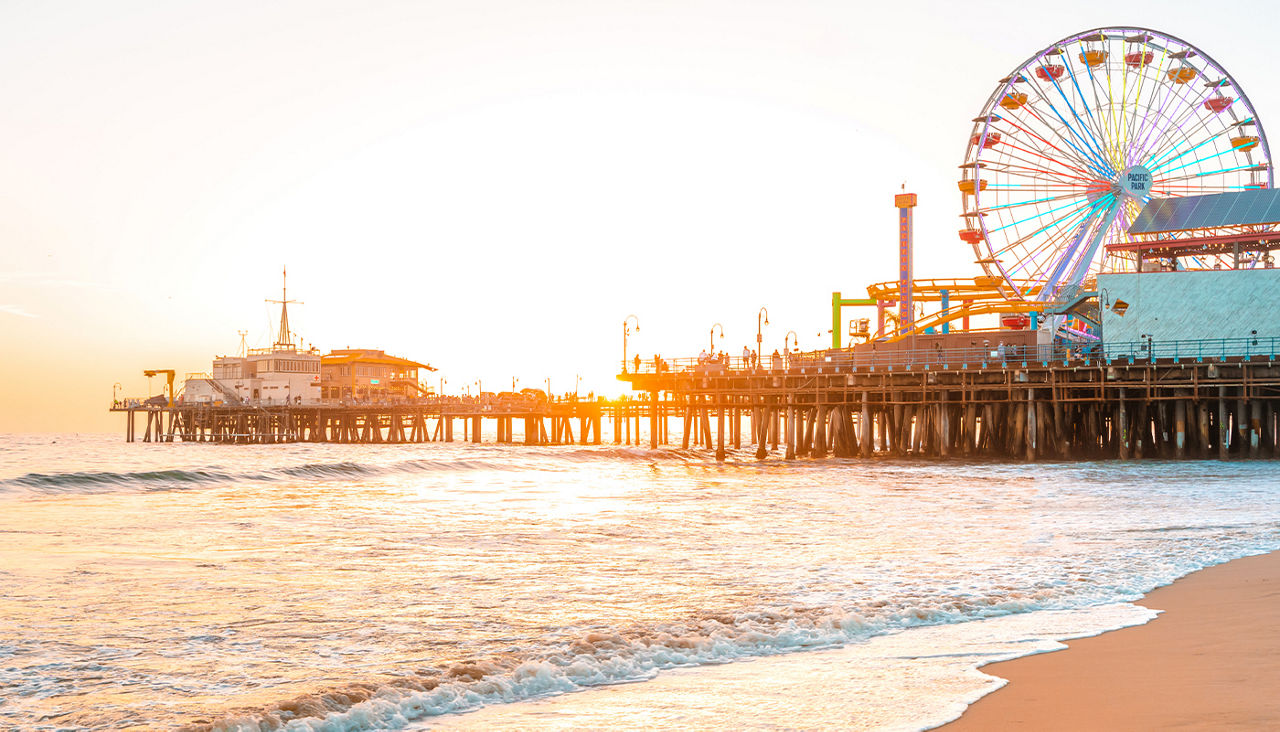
[617,338,1280,461]
[113,397,613,446]
[112,395,669,447]
[115,337,1280,461]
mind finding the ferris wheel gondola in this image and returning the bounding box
[958,27,1273,301]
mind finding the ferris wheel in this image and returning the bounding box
[959,27,1272,300]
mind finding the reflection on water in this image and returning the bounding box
[1,435,1278,730]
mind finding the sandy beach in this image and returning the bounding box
[946,550,1280,730]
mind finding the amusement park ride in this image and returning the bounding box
[834,26,1273,350]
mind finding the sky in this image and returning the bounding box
[4,0,1280,432]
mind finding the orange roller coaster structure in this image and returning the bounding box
[832,276,1068,348]
[830,190,1097,349]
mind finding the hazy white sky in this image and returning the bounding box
[4,0,1280,431]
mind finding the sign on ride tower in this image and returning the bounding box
[895,193,917,333]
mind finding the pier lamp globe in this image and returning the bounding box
[710,323,725,355]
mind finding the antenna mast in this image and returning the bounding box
[265,266,302,350]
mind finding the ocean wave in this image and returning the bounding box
[0,460,469,494]
[181,596,1056,732]
[4,468,239,491]
[0,447,703,495]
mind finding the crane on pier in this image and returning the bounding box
[142,369,176,406]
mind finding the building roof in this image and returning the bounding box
[321,350,435,371]
[1129,188,1280,235]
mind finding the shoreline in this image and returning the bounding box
[943,550,1280,730]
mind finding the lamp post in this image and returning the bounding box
[784,330,798,368]
[710,322,724,355]
[513,376,518,393]
[439,377,446,398]
[756,306,770,354]
[575,374,581,397]
[112,382,122,405]
[623,315,640,373]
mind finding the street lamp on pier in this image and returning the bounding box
[710,323,724,355]
[784,330,799,369]
[757,306,770,358]
[623,315,640,372]
[112,382,122,405]
[575,374,581,397]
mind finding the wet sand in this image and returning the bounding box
[946,551,1280,730]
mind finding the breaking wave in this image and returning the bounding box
[182,600,1023,732]
[0,447,705,495]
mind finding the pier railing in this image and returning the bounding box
[623,336,1280,376]
[625,346,1080,374]
[1101,336,1280,362]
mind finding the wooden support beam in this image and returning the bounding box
[650,391,659,449]
[716,401,726,462]
[1218,386,1229,460]
[813,406,827,458]
[785,404,796,460]
[860,393,872,458]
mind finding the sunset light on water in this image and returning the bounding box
[3,437,1278,728]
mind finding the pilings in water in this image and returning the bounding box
[115,402,609,446]
[618,358,1280,461]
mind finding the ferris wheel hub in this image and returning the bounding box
[1120,165,1153,199]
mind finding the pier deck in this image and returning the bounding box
[618,341,1280,461]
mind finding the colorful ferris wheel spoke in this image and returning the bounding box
[1007,114,1114,177]
[1063,54,1117,168]
[997,126,1108,181]
[960,26,1272,300]
[1012,198,1116,281]
[1139,86,1228,166]
[1017,75,1113,176]
[994,197,1110,272]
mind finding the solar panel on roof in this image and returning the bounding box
[1129,188,1280,234]
[1249,193,1275,221]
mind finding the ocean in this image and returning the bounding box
[2,432,1278,730]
